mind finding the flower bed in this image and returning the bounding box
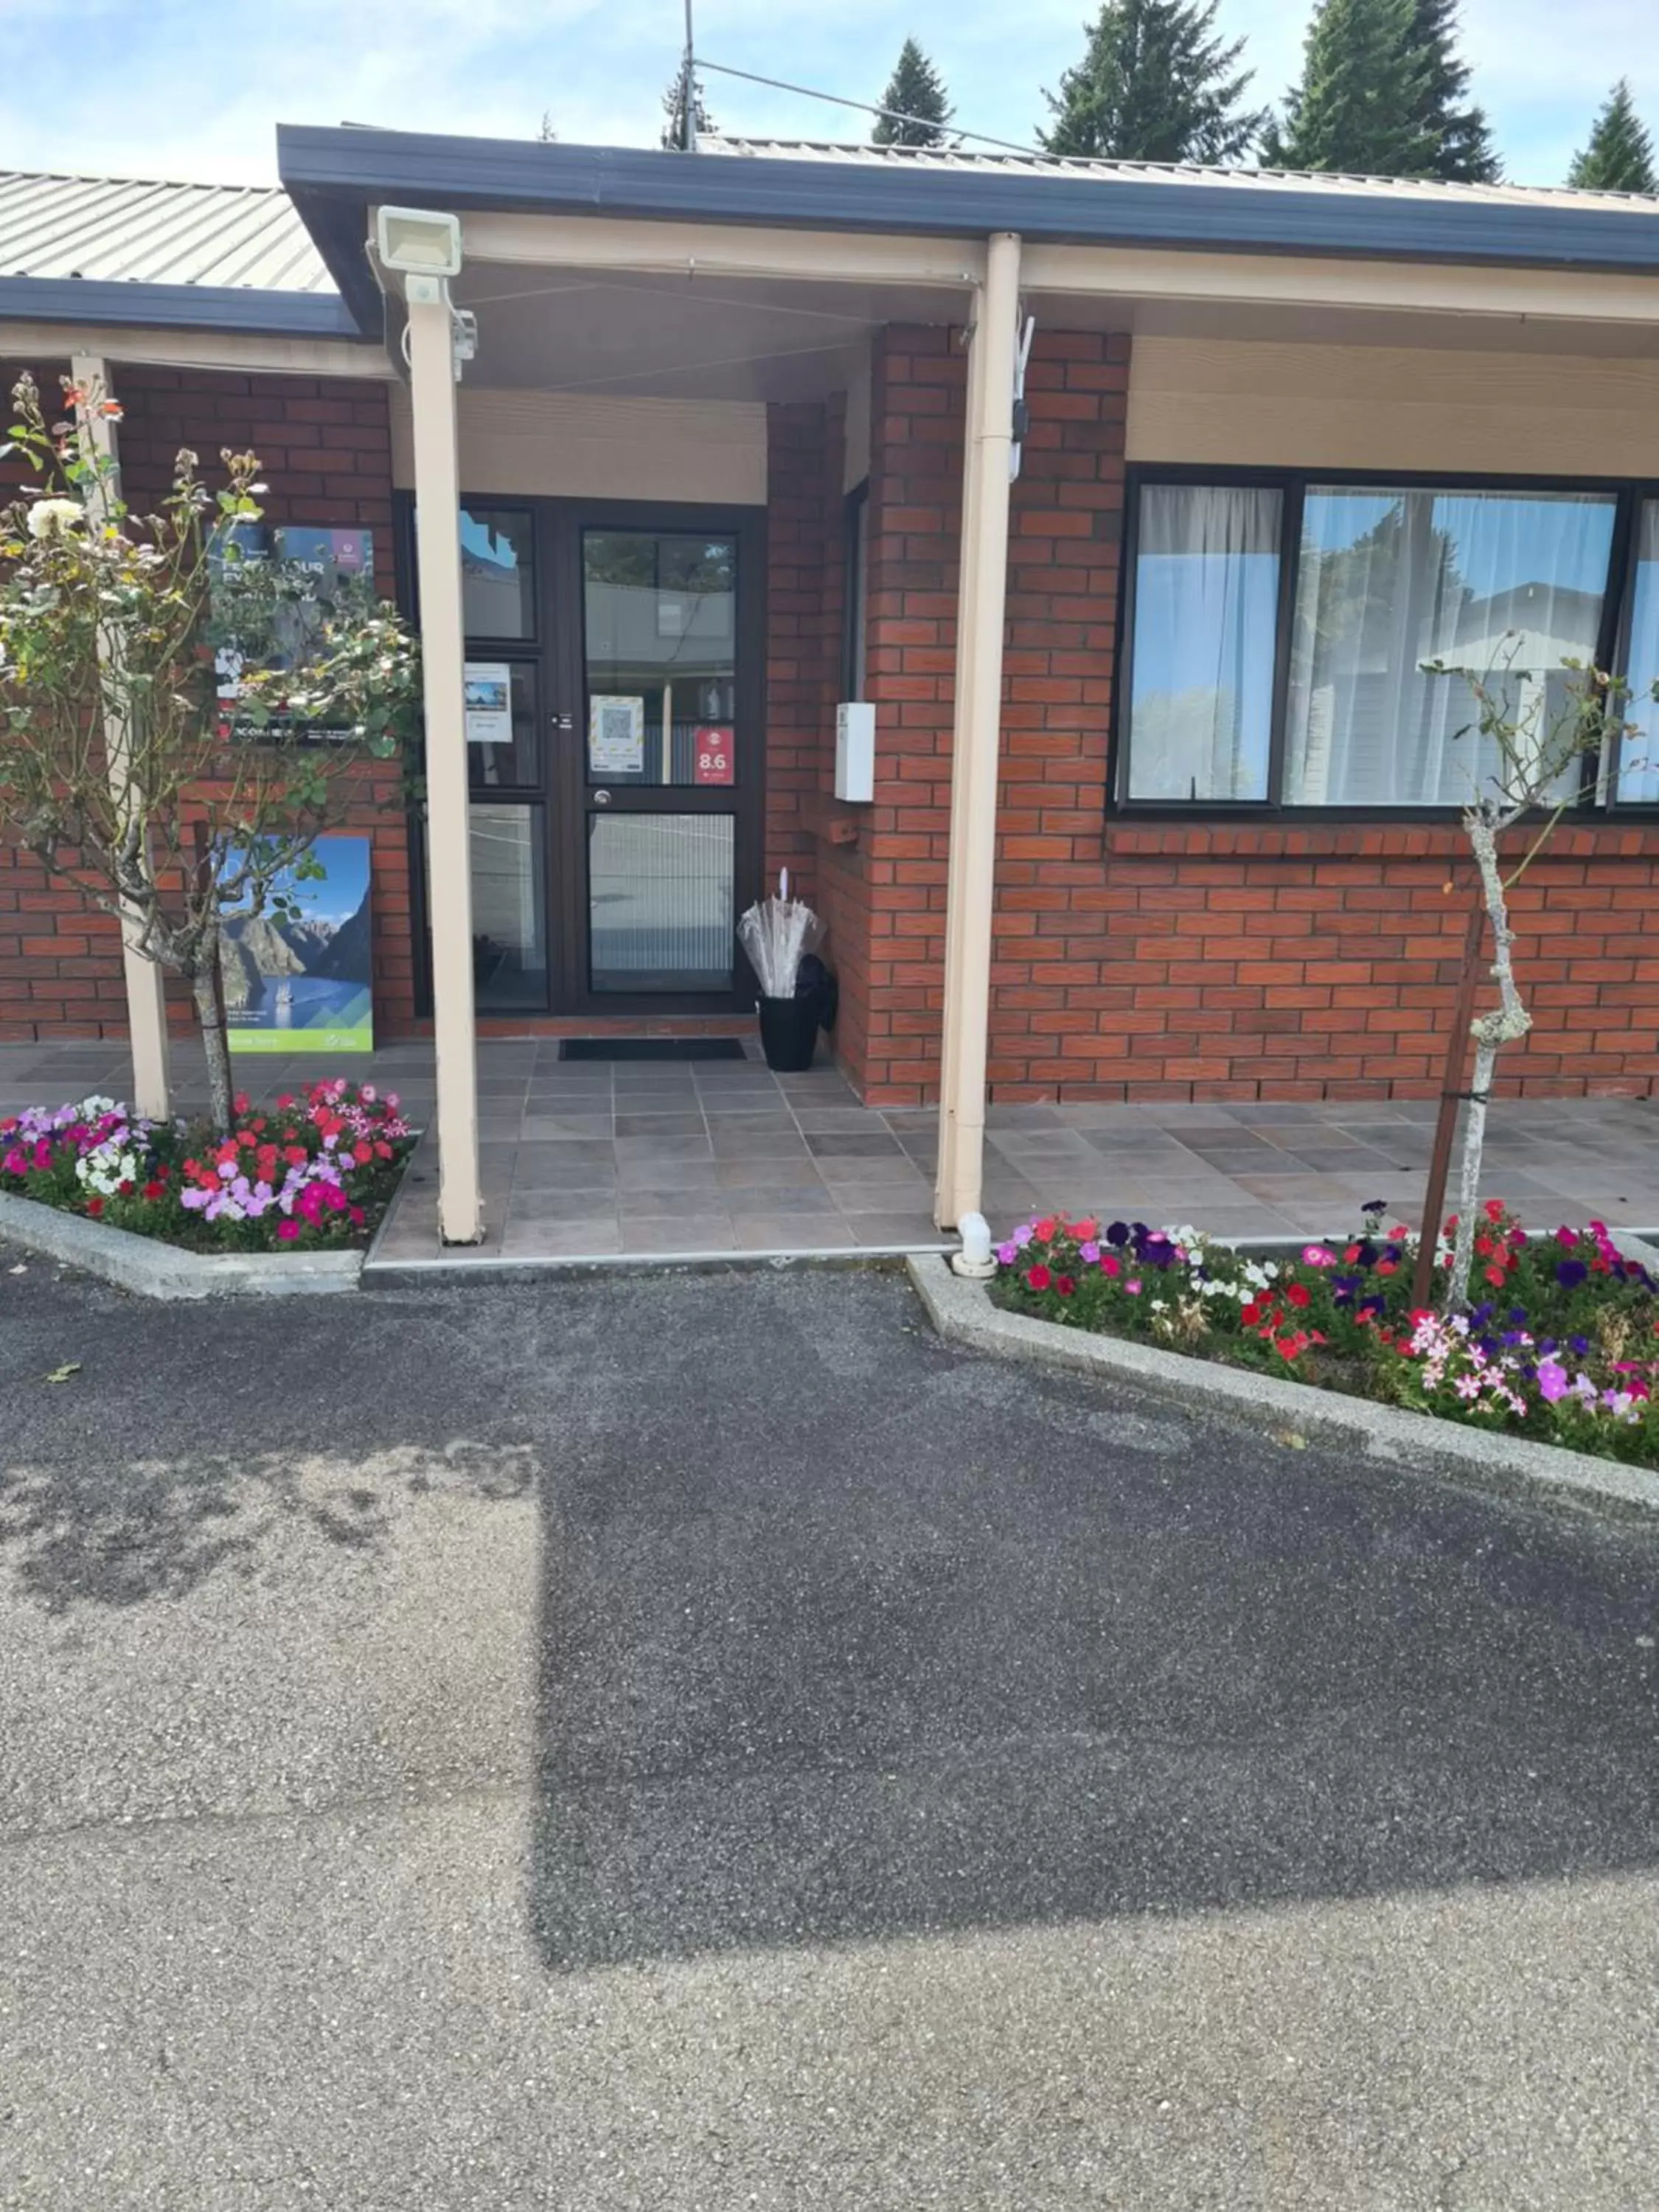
[0,1080,414,1252]
[993,1203,1659,1468]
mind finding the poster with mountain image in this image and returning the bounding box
[219,836,374,1053]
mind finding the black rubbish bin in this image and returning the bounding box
[758,992,819,1072]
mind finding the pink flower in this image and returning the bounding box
[275,1219,302,1242]
[1125,1279,1141,1295]
[1302,1245,1337,1267]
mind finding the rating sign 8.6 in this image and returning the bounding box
[693,725,735,786]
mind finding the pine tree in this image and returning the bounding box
[1040,0,1265,164]
[872,39,953,148]
[661,58,716,150]
[1567,80,1658,194]
[1260,0,1439,176]
[1405,0,1500,182]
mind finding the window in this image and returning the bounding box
[1119,472,1645,811]
[1616,499,1659,803]
[1284,487,1614,806]
[843,482,869,702]
[1125,484,1281,800]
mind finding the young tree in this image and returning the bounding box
[661,57,716,150]
[1261,0,1439,176]
[1567,80,1658,194]
[1041,0,1265,163]
[872,38,953,147]
[1422,647,1640,1310]
[0,372,420,1134]
[1405,0,1500,182]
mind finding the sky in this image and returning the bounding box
[1,0,1655,192]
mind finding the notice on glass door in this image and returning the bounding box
[464,661,512,747]
[693,725,735,786]
[590,695,645,776]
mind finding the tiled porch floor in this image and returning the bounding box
[4,1037,1659,1268]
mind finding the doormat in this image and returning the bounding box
[560,1037,748,1062]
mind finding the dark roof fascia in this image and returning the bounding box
[0,274,371,342]
[276,124,1659,284]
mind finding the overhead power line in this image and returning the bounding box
[691,58,1044,161]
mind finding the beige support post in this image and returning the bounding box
[404,279,484,1245]
[69,352,171,1119]
[934,233,1020,1231]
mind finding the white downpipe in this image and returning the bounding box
[405,276,483,1245]
[934,232,1020,1231]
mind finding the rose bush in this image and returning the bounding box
[0,1079,413,1251]
[994,1200,1659,1467]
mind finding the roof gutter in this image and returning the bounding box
[0,276,369,342]
[276,125,1659,311]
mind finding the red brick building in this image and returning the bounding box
[6,138,1659,1234]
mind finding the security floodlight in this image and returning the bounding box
[375,206,463,278]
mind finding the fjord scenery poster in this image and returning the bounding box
[219,836,375,1054]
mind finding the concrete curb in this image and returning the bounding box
[906,1253,1659,1520]
[0,1192,362,1301]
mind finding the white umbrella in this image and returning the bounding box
[737,868,823,998]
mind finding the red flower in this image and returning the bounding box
[1377,1259,1397,1276]
[1242,1301,1262,1327]
[142,1180,165,1201]
[1475,1235,1493,1258]
[1284,1281,1311,1309]
[352,1142,372,1166]
[276,1094,294,1111]
[283,1144,307,1167]
[117,1180,134,1197]
[1484,1265,1506,1289]
[1055,1275,1077,1297]
[1484,1198,1505,1222]
[1026,1263,1052,1292]
[85,1197,103,1217]
[1343,1245,1360,1264]
[232,1092,250,1116]
[1033,1217,1057,1243]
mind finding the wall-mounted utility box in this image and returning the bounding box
[835,702,875,804]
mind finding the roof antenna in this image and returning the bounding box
[682,0,698,153]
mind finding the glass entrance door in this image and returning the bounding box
[419,497,762,1018]
[575,522,754,1003]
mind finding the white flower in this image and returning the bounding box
[27,497,83,540]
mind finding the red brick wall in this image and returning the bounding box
[0,360,414,1043]
[830,324,1659,1106]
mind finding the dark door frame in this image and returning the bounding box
[396,490,768,1020]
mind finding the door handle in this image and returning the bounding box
[593,788,611,805]
[552,713,573,731]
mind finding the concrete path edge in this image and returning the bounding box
[906,1253,1659,1520]
[0,1191,362,1301]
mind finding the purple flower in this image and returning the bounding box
[1079,1240,1100,1264]
[1571,1335,1590,1358]
[1537,1359,1569,1404]
[1105,1221,1130,1247]
[1362,1198,1386,1214]
[1556,1259,1588,1290]
[995,1242,1017,1267]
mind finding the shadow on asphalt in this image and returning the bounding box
[526,1276,1659,1969]
[3,1253,1655,1964]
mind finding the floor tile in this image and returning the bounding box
[709,1125,810,1159]
[613,1113,706,1138]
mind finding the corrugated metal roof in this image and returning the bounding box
[0,169,336,293]
[705,137,1659,219]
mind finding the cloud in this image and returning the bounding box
[0,0,1653,188]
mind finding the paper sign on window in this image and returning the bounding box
[693,725,735,787]
[589,695,645,775]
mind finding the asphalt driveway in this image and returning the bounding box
[2,1252,1657,2208]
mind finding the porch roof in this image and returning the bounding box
[276,123,1659,345]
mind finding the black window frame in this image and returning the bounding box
[1112,461,1655,819]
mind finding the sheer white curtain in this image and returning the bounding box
[1617,501,1659,802]
[1127,484,1281,801]
[1284,487,1615,806]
